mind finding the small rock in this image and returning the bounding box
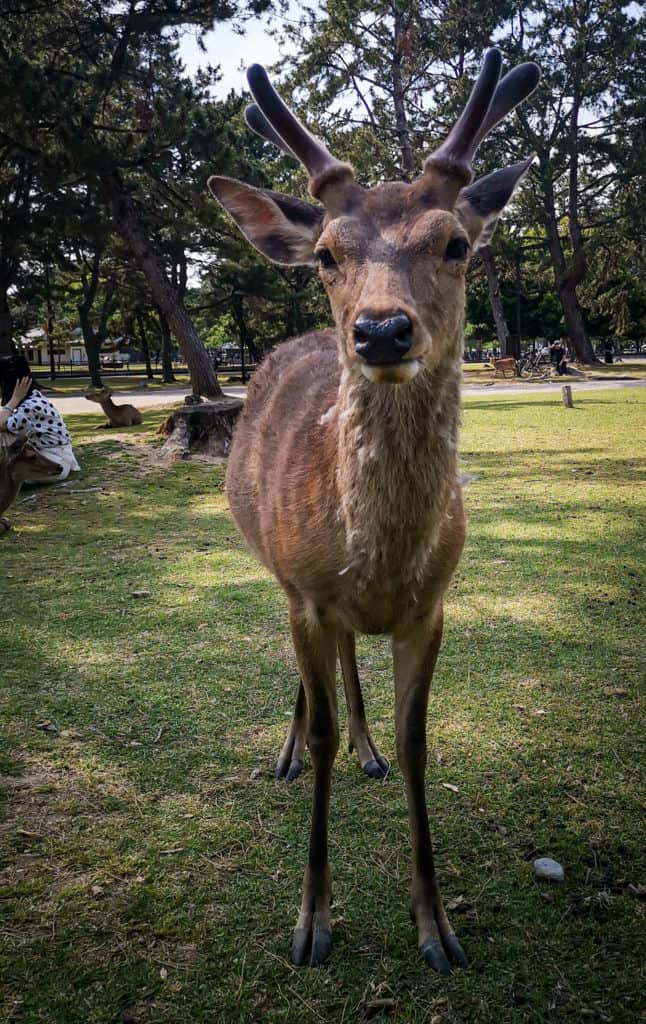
[131,590,151,598]
[250,768,262,780]
[35,720,58,733]
[533,857,565,882]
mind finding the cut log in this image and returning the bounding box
[561,385,574,408]
[158,398,243,459]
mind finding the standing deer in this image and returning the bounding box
[85,386,142,427]
[209,49,540,973]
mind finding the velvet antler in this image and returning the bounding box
[245,65,355,208]
[425,49,540,187]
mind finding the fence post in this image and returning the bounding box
[561,385,574,408]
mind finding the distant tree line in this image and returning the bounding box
[0,0,643,386]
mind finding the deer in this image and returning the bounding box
[0,433,62,532]
[208,48,540,973]
[85,386,142,427]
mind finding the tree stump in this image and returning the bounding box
[157,398,243,459]
[561,385,574,408]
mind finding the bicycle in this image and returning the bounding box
[517,352,552,379]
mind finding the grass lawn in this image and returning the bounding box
[0,389,644,1024]
[34,374,191,396]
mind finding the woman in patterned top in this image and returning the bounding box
[0,355,80,480]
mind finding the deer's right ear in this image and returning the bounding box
[8,432,28,455]
[208,176,325,266]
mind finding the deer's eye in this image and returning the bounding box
[444,237,469,261]
[316,247,337,270]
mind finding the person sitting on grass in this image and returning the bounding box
[0,355,80,481]
[550,339,568,376]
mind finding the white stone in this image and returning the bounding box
[533,857,565,882]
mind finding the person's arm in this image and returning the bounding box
[0,377,32,431]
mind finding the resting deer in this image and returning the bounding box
[209,49,540,973]
[0,433,61,532]
[85,386,142,427]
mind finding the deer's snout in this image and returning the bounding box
[353,313,413,365]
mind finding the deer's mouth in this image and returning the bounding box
[359,357,422,384]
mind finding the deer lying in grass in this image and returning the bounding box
[209,48,540,973]
[85,387,142,427]
[0,433,61,532]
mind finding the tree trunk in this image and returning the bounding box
[101,169,223,398]
[541,169,597,364]
[79,317,103,388]
[232,294,256,369]
[158,310,176,384]
[137,313,154,380]
[392,8,416,178]
[158,398,243,460]
[481,248,515,358]
[44,260,56,380]
[0,291,14,355]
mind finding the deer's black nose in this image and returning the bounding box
[353,313,413,364]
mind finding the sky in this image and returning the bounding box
[177,9,298,98]
[178,2,643,104]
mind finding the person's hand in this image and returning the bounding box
[10,377,31,408]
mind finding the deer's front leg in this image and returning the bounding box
[288,600,339,967]
[393,606,468,975]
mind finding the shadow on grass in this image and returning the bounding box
[1,420,644,1024]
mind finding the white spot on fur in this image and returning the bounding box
[318,403,337,425]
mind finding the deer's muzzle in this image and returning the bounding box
[353,314,413,366]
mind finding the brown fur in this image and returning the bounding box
[0,433,61,531]
[85,387,142,427]
[211,54,540,973]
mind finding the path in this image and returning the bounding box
[47,377,645,417]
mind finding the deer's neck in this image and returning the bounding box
[100,397,115,412]
[335,361,461,583]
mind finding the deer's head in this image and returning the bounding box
[209,50,539,385]
[2,433,61,483]
[85,387,112,403]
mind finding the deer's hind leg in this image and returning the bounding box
[275,679,307,781]
[338,630,390,780]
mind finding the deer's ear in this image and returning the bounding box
[455,156,535,250]
[7,432,28,456]
[208,176,325,265]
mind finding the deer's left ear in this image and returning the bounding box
[208,176,325,265]
[455,156,535,250]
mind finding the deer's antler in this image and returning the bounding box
[425,49,540,185]
[246,65,355,207]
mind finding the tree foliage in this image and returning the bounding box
[0,0,643,376]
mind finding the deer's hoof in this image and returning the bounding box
[443,933,469,968]
[420,934,468,974]
[420,938,452,975]
[363,756,390,780]
[275,756,303,781]
[291,926,331,967]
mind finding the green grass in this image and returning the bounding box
[1,390,644,1024]
[35,374,191,395]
